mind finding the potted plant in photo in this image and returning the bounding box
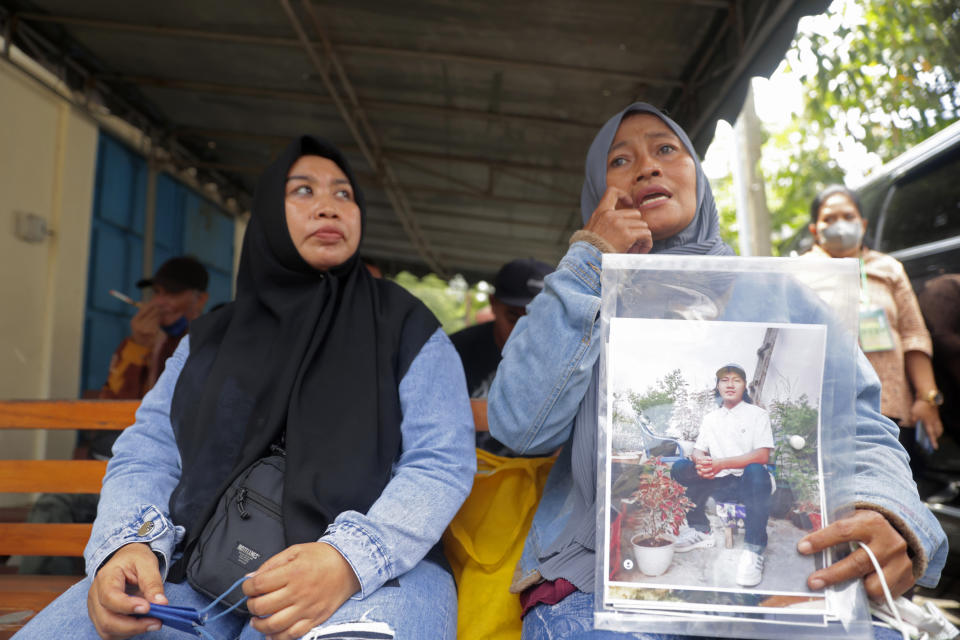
[769,396,822,529]
[789,499,823,531]
[625,458,694,577]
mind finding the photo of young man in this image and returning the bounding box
[670,363,774,587]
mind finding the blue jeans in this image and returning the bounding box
[13,559,456,639]
[522,590,904,639]
[670,460,771,552]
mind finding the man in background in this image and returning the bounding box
[917,274,960,503]
[450,258,553,454]
[21,256,209,575]
[89,256,210,454]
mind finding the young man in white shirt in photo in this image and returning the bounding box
[670,363,774,587]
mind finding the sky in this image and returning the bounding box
[701,1,884,187]
[607,319,826,405]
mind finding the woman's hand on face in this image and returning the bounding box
[583,186,653,254]
[244,542,361,640]
[910,400,943,450]
[797,509,915,601]
[87,542,167,640]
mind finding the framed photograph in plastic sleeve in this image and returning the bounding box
[594,254,874,640]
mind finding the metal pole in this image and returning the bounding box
[732,84,772,256]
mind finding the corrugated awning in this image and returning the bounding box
[1,0,828,281]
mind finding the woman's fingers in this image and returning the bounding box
[244,546,301,599]
[128,559,167,606]
[627,234,653,254]
[583,186,652,253]
[245,543,360,639]
[87,546,166,639]
[798,509,914,600]
[246,582,293,618]
[596,186,625,213]
[93,544,165,613]
[862,552,915,600]
[89,601,161,640]
[798,510,879,553]
[911,402,942,449]
[924,417,943,449]
[249,602,300,638]
[806,545,877,590]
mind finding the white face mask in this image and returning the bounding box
[819,219,863,253]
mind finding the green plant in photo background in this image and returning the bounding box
[769,395,821,511]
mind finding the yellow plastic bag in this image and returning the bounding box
[443,449,555,640]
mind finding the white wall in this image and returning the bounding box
[0,51,246,490]
[0,56,98,482]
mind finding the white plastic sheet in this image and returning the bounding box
[594,254,872,639]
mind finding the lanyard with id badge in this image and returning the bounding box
[858,258,895,353]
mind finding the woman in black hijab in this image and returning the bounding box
[17,137,475,640]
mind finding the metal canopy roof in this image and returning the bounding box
[1,0,828,282]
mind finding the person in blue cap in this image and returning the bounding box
[670,363,774,587]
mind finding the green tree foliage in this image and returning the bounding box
[765,126,845,252]
[709,172,741,249]
[769,396,821,509]
[629,369,686,413]
[766,0,960,253]
[800,1,959,160]
[390,271,488,334]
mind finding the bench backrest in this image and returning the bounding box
[0,400,138,557]
[0,397,487,558]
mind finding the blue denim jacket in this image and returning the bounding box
[489,242,947,591]
[84,328,476,599]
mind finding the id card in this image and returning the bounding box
[859,307,895,352]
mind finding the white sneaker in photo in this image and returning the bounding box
[672,526,716,552]
[736,549,764,586]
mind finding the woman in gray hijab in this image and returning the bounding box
[487,103,946,639]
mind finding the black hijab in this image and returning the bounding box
[167,136,439,561]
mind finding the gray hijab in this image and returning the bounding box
[534,104,733,592]
[580,102,733,256]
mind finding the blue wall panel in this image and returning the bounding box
[81,133,236,394]
[153,174,185,256]
[82,310,132,394]
[184,199,234,273]
[184,194,234,307]
[82,135,147,392]
[93,137,146,232]
[87,225,143,313]
[206,271,234,310]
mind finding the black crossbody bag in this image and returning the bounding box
[185,445,286,614]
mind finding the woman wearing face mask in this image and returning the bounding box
[488,105,946,639]
[805,185,943,457]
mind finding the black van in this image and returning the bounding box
[853,119,960,291]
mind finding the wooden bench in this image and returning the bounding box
[0,397,488,637]
[0,399,137,638]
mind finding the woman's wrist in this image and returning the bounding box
[917,388,944,408]
[570,229,616,254]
